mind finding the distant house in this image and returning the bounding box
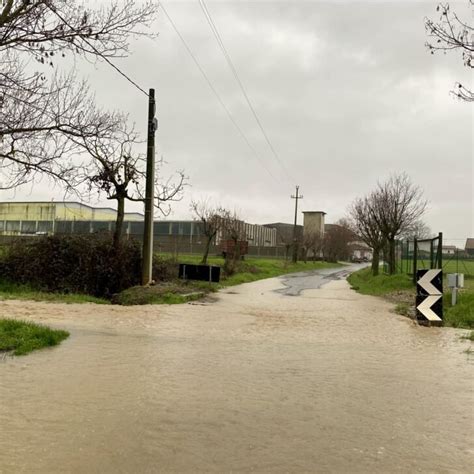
[465,238,474,256]
[349,242,373,261]
[442,245,457,255]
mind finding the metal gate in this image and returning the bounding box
[413,233,443,283]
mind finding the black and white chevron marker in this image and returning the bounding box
[416,269,443,324]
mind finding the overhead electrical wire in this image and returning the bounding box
[49,1,283,184]
[47,5,150,98]
[198,0,295,184]
[159,1,281,184]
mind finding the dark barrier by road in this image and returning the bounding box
[178,264,221,283]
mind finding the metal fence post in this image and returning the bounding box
[438,232,443,269]
[405,240,408,274]
[413,238,418,284]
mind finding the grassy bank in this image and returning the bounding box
[0,280,109,304]
[0,256,342,306]
[0,319,69,356]
[348,268,474,329]
[176,255,342,286]
[117,257,343,305]
[401,258,474,277]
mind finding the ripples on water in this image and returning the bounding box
[0,279,472,473]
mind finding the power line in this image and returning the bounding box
[47,5,149,97]
[198,0,295,184]
[159,1,281,184]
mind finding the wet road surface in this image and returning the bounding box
[276,264,362,296]
[0,266,473,473]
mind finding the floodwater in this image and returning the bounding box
[0,270,473,473]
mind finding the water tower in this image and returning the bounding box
[303,211,326,238]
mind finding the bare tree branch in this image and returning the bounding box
[0,0,158,188]
[425,1,474,101]
[71,118,187,247]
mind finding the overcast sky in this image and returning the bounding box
[5,0,473,244]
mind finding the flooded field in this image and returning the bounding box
[0,276,473,473]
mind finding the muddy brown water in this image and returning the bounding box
[0,275,473,473]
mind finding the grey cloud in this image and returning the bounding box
[6,0,473,242]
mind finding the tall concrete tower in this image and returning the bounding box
[303,211,326,237]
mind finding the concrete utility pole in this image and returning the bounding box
[291,185,303,263]
[142,88,157,286]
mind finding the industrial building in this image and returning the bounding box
[264,211,326,247]
[0,201,142,236]
[0,201,276,248]
[0,201,372,259]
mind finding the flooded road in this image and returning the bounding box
[0,268,473,473]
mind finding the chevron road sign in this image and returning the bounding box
[416,269,443,325]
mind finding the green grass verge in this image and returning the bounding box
[0,279,109,304]
[172,255,342,287]
[347,268,414,296]
[443,291,474,329]
[0,256,342,306]
[348,267,474,329]
[115,257,343,305]
[401,258,474,277]
[0,319,69,356]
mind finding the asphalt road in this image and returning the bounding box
[276,263,366,296]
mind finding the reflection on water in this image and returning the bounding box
[0,279,473,473]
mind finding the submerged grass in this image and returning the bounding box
[461,331,474,341]
[113,282,205,305]
[0,279,109,304]
[0,318,69,356]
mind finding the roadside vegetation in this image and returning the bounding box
[0,319,69,356]
[0,237,342,306]
[348,267,474,329]
[177,255,339,284]
[112,256,341,305]
[0,280,109,305]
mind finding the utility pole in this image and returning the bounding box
[142,88,157,285]
[291,185,303,263]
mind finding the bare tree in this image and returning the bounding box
[425,1,474,101]
[400,220,433,240]
[74,118,186,248]
[301,231,324,263]
[190,200,226,264]
[323,221,354,263]
[349,194,385,276]
[220,209,246,274]
[0,0,158,188]
[373,173,427,275]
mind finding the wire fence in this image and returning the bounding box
[387,237,474,279]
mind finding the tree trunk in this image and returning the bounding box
[113,196,125,249]
[371,248,380,276]
[388,238,396,275]
[232,237,239,268]
[201,235,213,264]
[292,240,298,264]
